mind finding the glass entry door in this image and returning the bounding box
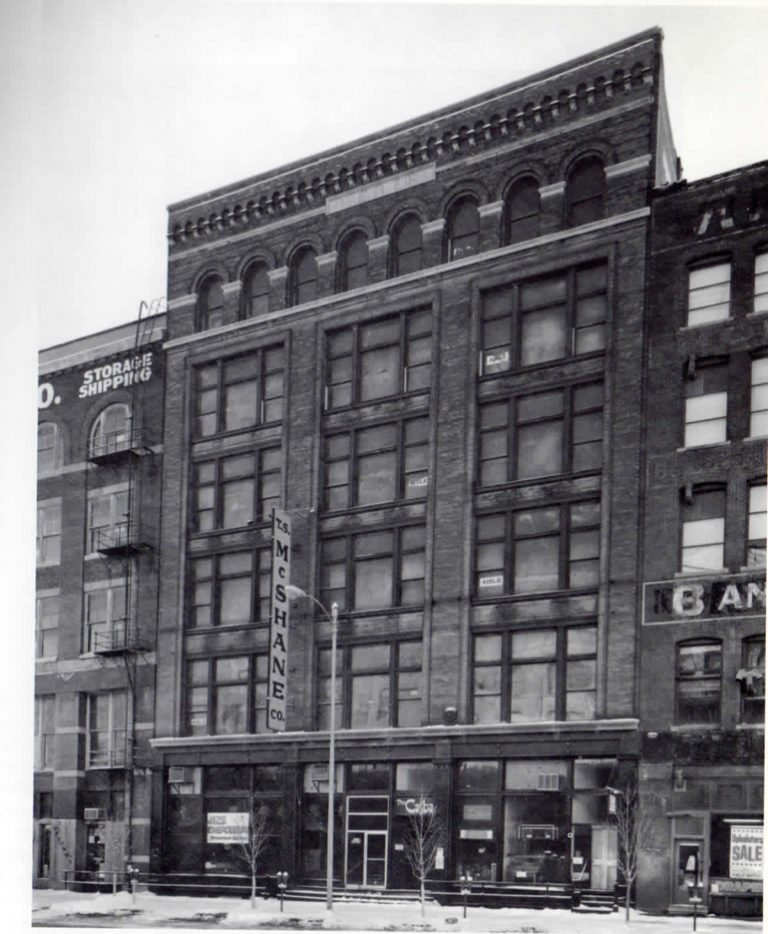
[590,825,618,890]
[345,796,389,888]
[673,840,702,906]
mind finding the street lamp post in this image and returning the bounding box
[285,585,338,913]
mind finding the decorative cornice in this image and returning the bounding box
[167,49,656,252]
[167,294,196,310]
[605,153,653,178]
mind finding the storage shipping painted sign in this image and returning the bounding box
[730,825,763,881]
[267,508,291,731]
[38,351,155,409]
[643,573,765,625]
[207,812,248,845]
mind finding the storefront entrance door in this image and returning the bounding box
[591,825,618,890]
[673,840,702,906]
[345,796,389,889]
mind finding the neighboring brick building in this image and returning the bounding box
[149,28,679,901]
[34,315,165,888]
[637,163,767,917]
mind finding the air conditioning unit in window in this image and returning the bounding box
[168,766,195,784]
[83,808,106,821]
[537,773,565,791]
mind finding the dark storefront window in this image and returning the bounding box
[325,309,432,409]
[194,346,284,437]
[481,262,607,375]
[323,417,429,510]
[317,640,422,730]
[472,625,597,724]
[475,501,600,597]
[320,526,426,612]
[478,383,603,486]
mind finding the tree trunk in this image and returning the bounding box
[251,869,257,908]
[420,880,426,916]
[625,881,630,922]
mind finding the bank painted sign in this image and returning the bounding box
[207,812,248,845]
[730,825,763,881]
[643,574,765,625]
[38,350,156,410]
[267,508,291,732]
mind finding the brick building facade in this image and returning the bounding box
[34,316,165,887]
[149,28,677,900]
[637,163,767,916]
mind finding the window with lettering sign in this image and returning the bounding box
[475,501,600,597]
[480,262,607,376]
[323,416,429,510]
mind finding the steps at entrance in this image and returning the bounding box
[572,890,617,913]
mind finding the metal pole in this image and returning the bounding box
[326,602,338,912]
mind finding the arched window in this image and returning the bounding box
[505,177,541,244]
[242,263,270,318]
[566,157,605,226]
[675,640,722,726]
[447,198,480,260]
[37,423,60,471]
[290,247,318,306]
[338,231,369,291]
[90,403,131,457]
[392,214,423,276]
[196,277,225,331]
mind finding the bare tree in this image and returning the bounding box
[610,781,646,923]
[233,803,272,908]
[402,797,443,917]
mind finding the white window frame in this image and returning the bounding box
[83,579,128,654]
[35,592,59,659]
[753,251,768,315]
[89,403,132,457]
[687,262,731,326]
[87,485,129,553]
[750,357,768,438]
[86,692,129,769]
[36,500,62,566]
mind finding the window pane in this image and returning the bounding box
[515,538,559,591]
[520,308,567,366]
[215,685,248,734]
[360,346,400,401]
[517,421,562,479]
[511,630,556,659]
[568,626,597,656]
[351,674,390,728]
[355,558,393,609]
[475,634,502,662]
[224,381,258,431]
[510,662,556,721]
[351,644,390,671]
[222,479,254,527]
[219,578,252,624]
[357,452,397,505]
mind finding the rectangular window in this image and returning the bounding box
[478,383,603,485]
[684,362,728,447]
[188,549,271,629]
[740,637,765,725]
[34,696,56,770]
[88,488,129,552]
[36,594,59,659]
[475,500,600,597]
[323,417,429,510]
[184,654,268,736]
[194,345,284,437]
[688,262,731,326]
[317,639,422,730]
[681,488,725,573]
[36,501,61,565]
[83,583,127,653]
[325,309,432,409]
[753,252,768,314]
[676,642,721,725]
[472,625,597,724]
[480,262,607,374]
[87,692,128,768]
[192,447,281,532]
[747,483,766,567]
[320,526,426,612]
[750,357,768,437]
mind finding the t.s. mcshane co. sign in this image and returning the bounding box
[643,573,765,626]
[267,508,291,732]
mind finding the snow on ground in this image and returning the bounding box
[30,889,763,933]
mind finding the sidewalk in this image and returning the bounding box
[31,888,764,932]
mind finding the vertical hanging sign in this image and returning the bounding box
[267,508,291,732]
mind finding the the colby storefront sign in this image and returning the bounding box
[394,796,435,817]
[643,573,765,625]
[206,812,249,845]
[38,351,155,409]
[730,825,763,881]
